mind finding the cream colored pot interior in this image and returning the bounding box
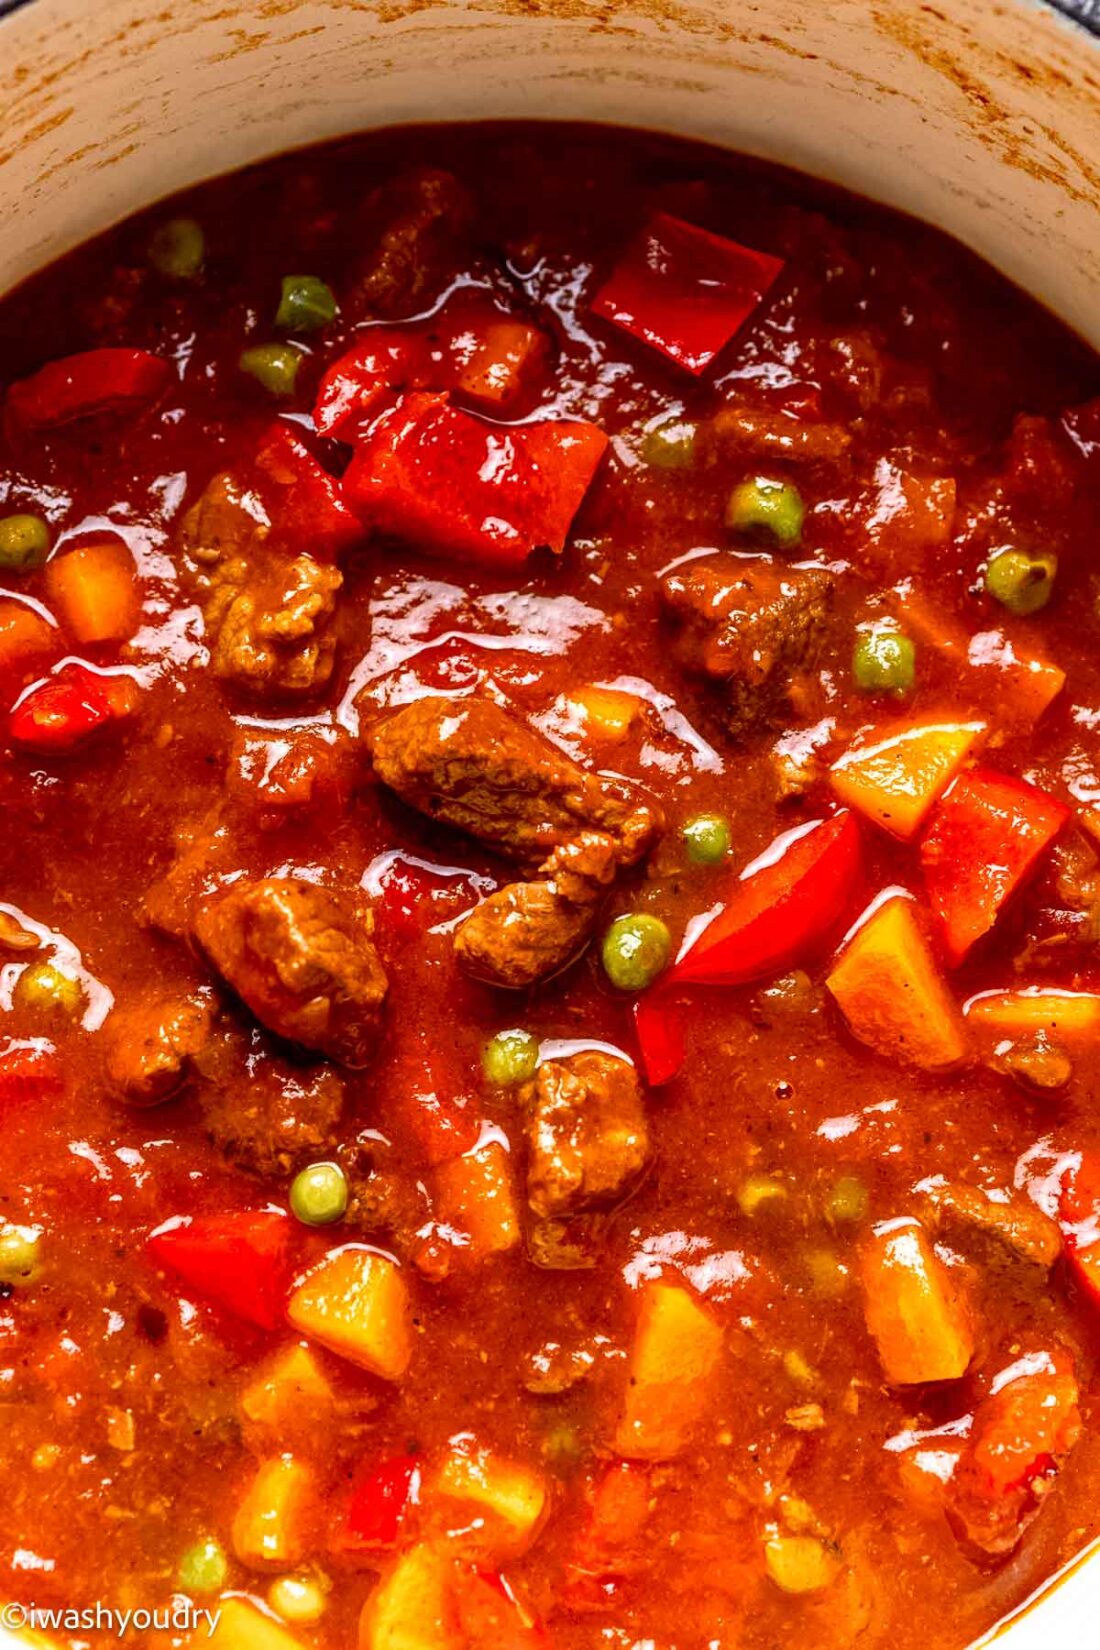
[2,0,1099,1643]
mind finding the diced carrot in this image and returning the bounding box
[860,1218,975,1385]
[1059,1152,1100,1309]
[435,1139,520,1261]
[964,988,1100,1042]
[231,1454,317,1571]
[920,769,1068,965]
[858,462,956,565]
[359,1542,458,1650]
[44,540,139,644]
[567,685,643,743]
[614,1278,724,1460]
[201,1597,308,1650]
[829,718,986,840]
[826,895,968,1070]
[429,1440,548,1559]
[240,1341,337,1440]
[902,593,1064,725]
[287,1245,413,1380]
[0,601,56,680]
[452,317,548,411]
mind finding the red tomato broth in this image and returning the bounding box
[0,123,1097,1650]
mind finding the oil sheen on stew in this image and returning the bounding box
[0,123,1099,1650]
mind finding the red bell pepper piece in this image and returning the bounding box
[669,813,863,988]
[632,992,685,1087]
[452,1568,547,1650]
[313,331,420,441]
[340,1453,421,1552]
[374,855,483,942]
[591,211,784,374]
[919,768,1068,965]
[9,663,138,752]
[6,348,171,431]
[1059,1152,1100,1307]
[254,424,362,560]
[342,392,608,567]
[146,1208,292,1331]
[0,1042,62,1106]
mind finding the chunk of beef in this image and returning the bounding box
[916,1179,1063,1269]
[521,1051,649,1219]
[661,557,833,735]
[197,1041,345,1177]
[454,833,617,989]
[368,695,660,872]
[352,167,474,318]
[193,878,388,1067]
[181,472,342,698]
[105,993,213,1107]
[369,696,662,985]
[700,401,852,466]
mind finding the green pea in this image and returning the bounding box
[239,343,303,398]
[824,1174,869,1226]
[0,513,50,572]
[148,217,205,280]
[15,960,83,1017]
[682,812,731,866]
[984,548,1057,616]
[276,275,337,334]
[483,1028,539,1087]
[639,414,696,470]
[289,1161,348,1227]
[601,913,671,992]
[0,1223,42,1287]
[177,1536,228,1596]
[852,630,915,697]
[726,476,805,547]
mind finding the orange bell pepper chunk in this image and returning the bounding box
[826,895,968,1071]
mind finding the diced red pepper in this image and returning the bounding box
[340,1453,421,1552]
[342,392,608,567]
[950,1348,1081,1554]
[452,1568,547,1650]
[591,211,784,374]
[146,1208,292,1331]
[0,1042,62,1106]
[374,855,484,942]
[6,348,171,431]
[632,992,685,1087]
[1059,1151,1100,1307]
[669,813,863,987]
[254,424,362,560]
[314,331,419,441]
[919,768,1068,966]
[9,663,138,752]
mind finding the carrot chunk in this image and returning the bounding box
[287,1245,413,1379]
[830,718,986,840]
[614,1278,724,1459]
[860,1218,974,1385]
[44,540,139,644]
[964,988,1100,1042]
[435,1139,520,1261]
[0,600,56,681]
[826,895,968,1070]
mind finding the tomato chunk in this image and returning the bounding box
[343,392,607,566]
[255,423,363,560]
[146,1208,292,1331]
[341,1453,422,1552]
[9,663,138,752]
[592,211,784,374]
[1059,1151,1100,1307]
[919,768,1068,965]
[670,813,862,987]
[6,348,170,430]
